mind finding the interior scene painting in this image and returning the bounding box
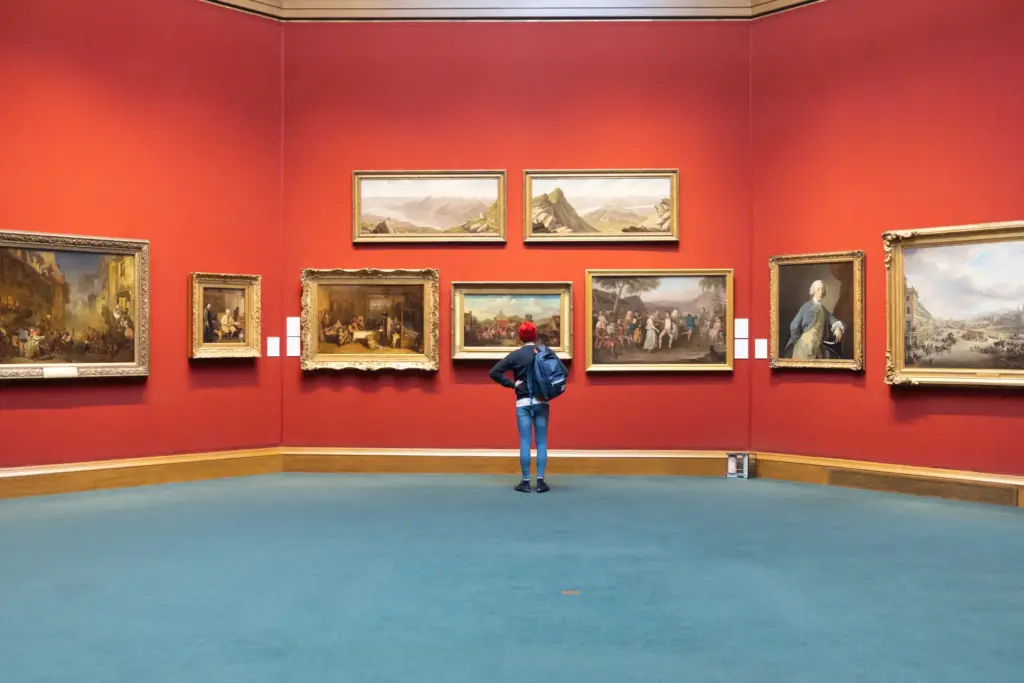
[202,288,246,344]
[1,246,137,366]
[773,255,861,368]
[355,173,504,242]
[527,172,677,241]
[902,240,1024,371]
[588,272,730,370]
[463,294,562,349]
[317,284,425,355]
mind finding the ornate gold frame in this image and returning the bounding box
[523,169,679,243]
[300,267,440,372]
[769,250,865,371]
[352,170,507,244]
[0,230,150,381]
[884,220,1024,388]
[584,268,733,372]
[451,281,574,360]
[189,273,262,359]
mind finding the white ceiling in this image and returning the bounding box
[205,0,822,20]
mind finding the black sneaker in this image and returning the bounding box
[514,480,532,493]
[536,479,550,493]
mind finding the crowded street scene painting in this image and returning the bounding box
[1,246,138,366]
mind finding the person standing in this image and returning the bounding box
[489,321,551,493]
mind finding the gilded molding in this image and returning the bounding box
[0,230,150,380]
[189,272,262,359]
[768,250,865,371]
[300,267,440,372]
[883,220,1024,389]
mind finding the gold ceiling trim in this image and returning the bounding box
[202,0,823,20]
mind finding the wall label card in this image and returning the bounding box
[267,337,281,357]
[734,318,749,339]
[286,337,301,357]
[734,338,749,360]
[754,338,768,360]
[286,316,301,338]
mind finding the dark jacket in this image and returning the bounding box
[489,344,541,401]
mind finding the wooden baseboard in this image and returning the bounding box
[280,448,726,477]
[0,448,281,499]
[754,452,1024,507]
[3,447,1022,508]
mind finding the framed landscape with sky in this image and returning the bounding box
[524,170,678,243]
[884,220,1024,388]
[353,171,506,244]
[451,281,573,360]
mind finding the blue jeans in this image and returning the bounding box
[516,403,549,480]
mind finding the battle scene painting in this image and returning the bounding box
[587,271,732,371]
[902,240,1024,370]
[1,245,139,368]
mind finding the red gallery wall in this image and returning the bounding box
[0,0,284,466]
[751,0,1024,474]
[281,21,753,451]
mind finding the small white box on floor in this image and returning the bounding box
[727,452,753,479]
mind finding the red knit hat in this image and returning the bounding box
[518,321,537,343]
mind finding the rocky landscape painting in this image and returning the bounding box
[354,172,506,243]
[525,171,678,242]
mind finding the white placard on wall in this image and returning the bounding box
[267,337,281,357]
[286,316,300,338]
[754,338,768,360]
[734,338,749,360]
[734,318,749,339]
[286,337,301,357]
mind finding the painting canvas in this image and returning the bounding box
[885,221,1024,387]
[524,170,678,242]
[585,269,732,372]
[301,268,439,371]
[451,282,573,360]
[769,251,865,370]
[353,171,506,243]
[190,273,261,359]
[0,230,149,380]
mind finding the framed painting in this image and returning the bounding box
[190,273,262,359]
[769,251,865,371]
[301,267,440,371]
[523,169,678,243]
[451,281,573,360]
[885,220,1024,388]
[585,269,733,372]
[0,230,149,380]
[353,171,506,244]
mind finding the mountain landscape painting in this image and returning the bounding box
[586,270,732,372]
[354,172,506,243]
[901,240,1024,371]
[525,171,677,242]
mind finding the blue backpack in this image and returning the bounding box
[526,345,568,403]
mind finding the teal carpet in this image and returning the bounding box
[2,474,1023,682]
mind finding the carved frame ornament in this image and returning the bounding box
[300,267,440,372]
[189,273,262,359]
[884,220,1024,388]
[0,230,150,381]
[768,250,865,371]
